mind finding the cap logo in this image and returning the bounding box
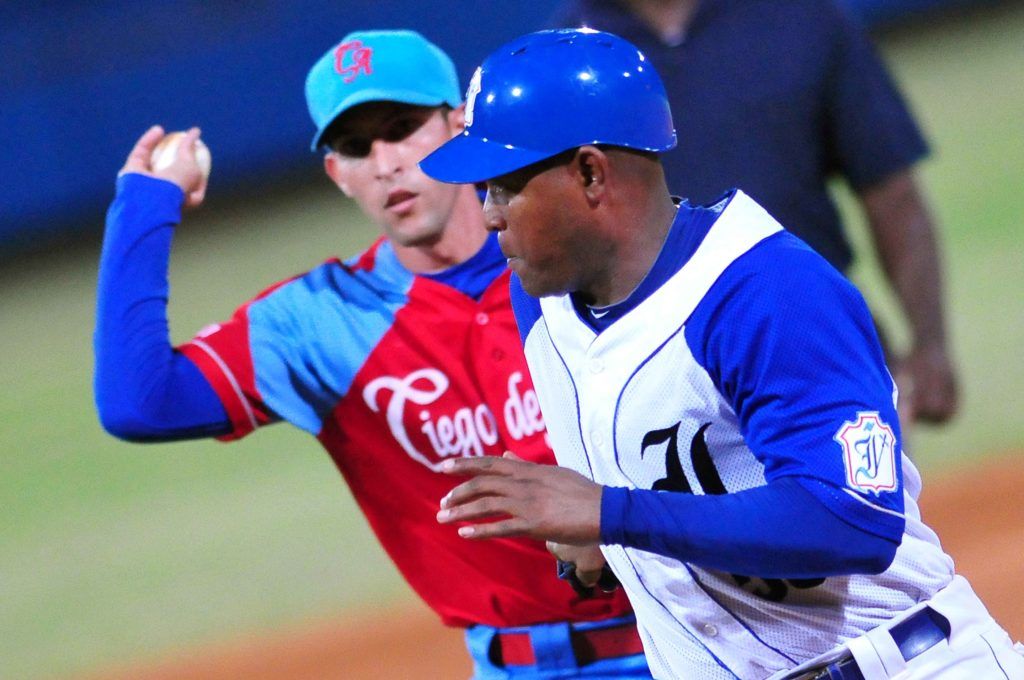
[334,40,373,84]
[465,68,482,127]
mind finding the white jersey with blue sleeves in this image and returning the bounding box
[511,190,955,679]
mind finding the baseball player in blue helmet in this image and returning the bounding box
[429,29,1024,679]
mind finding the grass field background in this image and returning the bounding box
[2,5,1022,678]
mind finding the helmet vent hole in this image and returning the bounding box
[511,46,528,56]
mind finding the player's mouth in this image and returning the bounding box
[385,189,417,214]
[498,242,517,265]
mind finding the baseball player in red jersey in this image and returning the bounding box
[93,30,650,678]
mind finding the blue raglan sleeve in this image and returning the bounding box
[94,173,230,441]
[692,234,905,525]
[509,273,544,345]
[601,233,905,577]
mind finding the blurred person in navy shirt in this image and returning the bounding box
[548,0,958,426]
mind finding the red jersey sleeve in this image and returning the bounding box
[176,277,295,441]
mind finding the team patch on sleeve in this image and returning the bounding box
[834,411,898,495]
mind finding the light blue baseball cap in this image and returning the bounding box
[305,30,462,151]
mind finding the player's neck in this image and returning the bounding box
[581,192,677,308]
[390,186,489,274]
[623,0,698,45]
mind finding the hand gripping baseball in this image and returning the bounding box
[436,451,603,545]
[119,125,210,209]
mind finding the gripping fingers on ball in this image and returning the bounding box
[119,126,165,176]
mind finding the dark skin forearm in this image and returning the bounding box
[859,169,959,424]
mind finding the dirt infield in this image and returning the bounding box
[99,453,1024,680]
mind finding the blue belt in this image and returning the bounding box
[815,607,951,680]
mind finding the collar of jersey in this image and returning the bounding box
[573,190,735,332]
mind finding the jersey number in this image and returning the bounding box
[640,422,825,602]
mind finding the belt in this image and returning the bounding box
[493,620,645,667]
[814,607,951,680]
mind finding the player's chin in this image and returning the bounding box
[516,270,565,299]
[388,221,444,248]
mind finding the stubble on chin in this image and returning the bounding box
[519,272,566,299]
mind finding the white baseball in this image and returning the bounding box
[150,131,212,178]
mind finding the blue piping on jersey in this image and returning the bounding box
[684,565,799,665]
[605,316,797,668]
[618,550,740,678]
[611,321,689,484]
[541,319,596,482]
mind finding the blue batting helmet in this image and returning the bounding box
[420,29,676,184]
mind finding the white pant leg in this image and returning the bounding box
[846,576,1024,679]
[895,619,1024,678]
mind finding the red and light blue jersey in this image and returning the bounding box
[178,235,633,628]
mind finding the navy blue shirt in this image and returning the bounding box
[548,0,929,271]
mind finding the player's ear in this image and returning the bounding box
[446,104,467,135]
[575,146,608,204]
[323,152,352,196]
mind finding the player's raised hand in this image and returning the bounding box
[436,451,603,545]
[119,125,165,177]
[119,126,209,209]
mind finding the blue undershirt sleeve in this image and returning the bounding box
[601,477,899,579]
[93,173,230,441]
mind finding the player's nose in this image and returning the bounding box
[369,139,402,178]
[482,189,506,232]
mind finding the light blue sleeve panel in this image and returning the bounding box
[685,232,904,537]
[247,255,413,435]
